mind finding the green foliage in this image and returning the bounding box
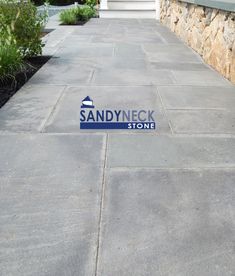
[0,15,24,80]
[59,8,77,24]
[59,5,96,24]
[0,0,48,57]
[85,0,96,9]
[77,5,96,21]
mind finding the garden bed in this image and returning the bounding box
[0,56,51,108]
[60,20,88,25]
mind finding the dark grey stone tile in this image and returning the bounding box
[142,43,195,54]
[158,86,235,110]
[72,27,108,35]
[114,43,146,58]
[163,252,235,276]
[107,135,235,168]
[168,110,235,134]
[59,56,148,70]
[0,85,65,132]
[150,62,208,71]
[28,58,94,85]
[172,70,233,86]
[97,168,235,275]
[44,86,170,134]
[91,68,153,85]
[0,134,105,177]
[150,70,176,85]
[146,52,203,63]
[55,43,114,58]
[0,167,103,276]
[92,67,175,86]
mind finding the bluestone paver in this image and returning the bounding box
[158,86,235,109]
[0,85,65,132]
[168,110,235,134]
[44,86,170,134]
[172,70,232,86]
[0,134,105,177]
[0,169,103,276]
[97,169,235,276]
[0,16,235,276]
[107,134,235,168]
[28,58,94,85]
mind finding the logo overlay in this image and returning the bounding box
[80,96,156,130]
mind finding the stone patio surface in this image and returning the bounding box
[0,16,235,276]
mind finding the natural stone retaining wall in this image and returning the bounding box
[160,0,235,84]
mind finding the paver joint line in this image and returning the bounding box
[94,133,109,276]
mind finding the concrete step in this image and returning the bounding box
[99,9,156,18]
[108,0,155,9]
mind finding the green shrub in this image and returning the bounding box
[0,19,24,80]
[59,8,77,24]
[0,0,48,57]
[77,5,96,21]
[59,5,95,24]
[85,0,96,9]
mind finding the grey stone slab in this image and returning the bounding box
[0,85,65,132]
[107,135,235,168]
[42,46,58,56]
[146,52,203,63]
[0,167,103,276]
[150,62,208,71]
[49,56,148,70]
[97,168,235,275]
[106,25,126,35]
[72,27,108,35]
[44,86,170,134]
[172,70,233,86]
[99,57,148,70]
[155,26,183,44]
[142,43,196,54]
[114,43,146,58]
[0,134,105,177]
[168,110,235,134]
[124,33,165,44]
[150,70,176,85]
[158,86,235,110]
[58,35,93,45]
[28,58,93,85]
[55,43,114,58]
[43,29,73,48]
[163,252,235,276]
[92,68,175,86]
[138,19,160,26]
[90,34,128,43]
[91,68,153,85]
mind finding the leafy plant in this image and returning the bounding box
[60,8,77,24]
[0,16,24,80]
[0,0,48,57]
[85,0,96,9]
[59,5,96,24]
[77,5,96,21]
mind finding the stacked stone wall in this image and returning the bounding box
[160,0,235,83]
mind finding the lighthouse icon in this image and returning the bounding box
[81,96,95,108]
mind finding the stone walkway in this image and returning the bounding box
[0,16,235,276]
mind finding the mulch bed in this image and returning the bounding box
[60,20,88,25]
[0,55,51,109]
